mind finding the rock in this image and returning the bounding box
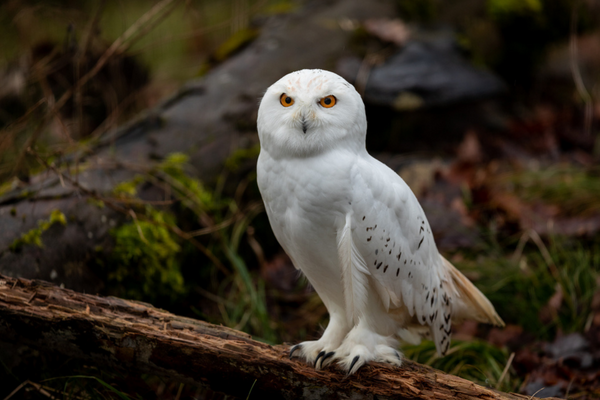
[337,29,506,110]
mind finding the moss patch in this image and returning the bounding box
[9,210,67,252]
[107,206,185,301]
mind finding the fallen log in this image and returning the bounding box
[0,274,556,400]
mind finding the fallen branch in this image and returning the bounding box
[0,275,556,400]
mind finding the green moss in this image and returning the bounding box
[18,190,32,199]
[107,206,185,301]
[113,175,145,198]
[159,153,215,210]
[101,153,214,302]
[487,0,543,18]
[0,180,13,197]
[9,210,67,251]
[87,198,105,209]
[161,152,189,168]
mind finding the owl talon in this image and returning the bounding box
[289,344,302,359]
[320,351,335,368]
[348,355,360,374]
[314,350,326,367]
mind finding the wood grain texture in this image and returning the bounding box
[0,275,557,400]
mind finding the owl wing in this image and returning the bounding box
[342,156,455,355]
[340,156,503,355]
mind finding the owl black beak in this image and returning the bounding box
[301,118,308,134]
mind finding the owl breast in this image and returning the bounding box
[257,149,356,309]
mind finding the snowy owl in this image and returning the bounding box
[256,69,504,374]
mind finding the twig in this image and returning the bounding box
[512,231,530,264]
[187,218,236,236]
[529,387,546,399]
[129,209,149,244]
[86,90,141,142]
[195,286,237,308]
[76,2,106,138]
[100,198,175,206]
[12,118,53,177]
[36,71,73,144]
[496,352,515,389]
[512,230,555,273]
[569,1,593,137]
[528,230,555,270]
[116,0,184,55]
[565,377,574,399]
[3,380,29,400]
[0,98,46,141]
[4,380,58,400]
[168,223,230,276]
[234,310,252,331]
[246,225,266,270]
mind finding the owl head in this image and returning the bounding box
[257,69,367,158]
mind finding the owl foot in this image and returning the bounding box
[332,325,403,374]
[315,350,336,369]
[289,314,349,369]
[288,340,340,369]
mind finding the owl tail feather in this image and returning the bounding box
[441,256,505,327]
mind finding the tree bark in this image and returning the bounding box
[0,274,556,400]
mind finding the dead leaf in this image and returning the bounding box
[419,174,482,251]
[487,324,523,348]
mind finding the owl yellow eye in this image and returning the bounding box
[319,95,336,108]
[280,93,294,107]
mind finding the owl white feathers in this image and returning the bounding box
[256,69,504,374]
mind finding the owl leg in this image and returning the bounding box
[289,309,349,369]
[329,319,402,374]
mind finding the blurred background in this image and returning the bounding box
[0,0,599,398]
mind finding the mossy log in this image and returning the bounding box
[0,274,557,400]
